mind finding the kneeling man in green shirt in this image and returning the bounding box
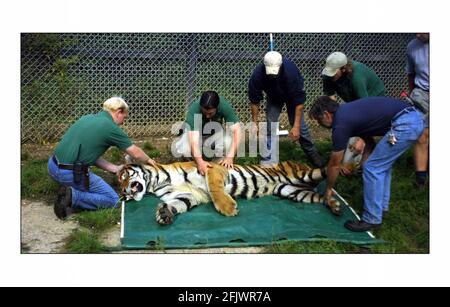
[48,97,156,219]
[174,90,241,175]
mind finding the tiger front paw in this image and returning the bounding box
[156,203,177,225]
[216,199,239,217]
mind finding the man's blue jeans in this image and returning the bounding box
[263,100,321,164]
[48,156,119,210]
[362,107,425,224]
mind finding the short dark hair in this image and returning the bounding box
[200,91,220,110]
[308,96,340,120]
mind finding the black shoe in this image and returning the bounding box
[344,220,381,232]
[54,186,72,220]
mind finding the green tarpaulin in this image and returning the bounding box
[121,183,382,249]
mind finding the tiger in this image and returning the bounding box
[118,160,342,225]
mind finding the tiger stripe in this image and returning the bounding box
[247,165,271,183]
[234,166,250,199]
[257,167,276,183]
[242,166,259,198]
[229,174,238,196]
[157,165,171,184]
[118,159,342,225]
[177,197,193,210]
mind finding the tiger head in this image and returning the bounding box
[117,164,148,201]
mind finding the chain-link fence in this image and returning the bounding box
[21,33,415,143]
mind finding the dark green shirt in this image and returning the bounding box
[185,96,240,132]
[323,60,386,102]
[54,110,132,166]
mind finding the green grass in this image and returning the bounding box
[64,229,106,253]
[62,208,121,253]
[21,158,59,199]
[266,240,364,254]
[63,209,121,253]
[108,147,123,164]
[74,208,121,232]
[143,141,162,158]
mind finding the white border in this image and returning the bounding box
[4,0,450,287]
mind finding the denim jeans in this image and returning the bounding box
[361,107,425,224]
[263,100,321,164]
[47,156,119,210]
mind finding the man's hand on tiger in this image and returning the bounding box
[197,159,212,176]
[219,157,235,170]
[323,189,334,206]
[147,158,157,167]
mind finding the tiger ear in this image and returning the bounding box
[117,167,127,183]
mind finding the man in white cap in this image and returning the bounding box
[322,51,386,170]
[322,51,386,102]
[248,51,324,167]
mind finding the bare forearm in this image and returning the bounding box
[95,157,119,173]
[325,151,345,196]
[192,145,204,164]
[293,104,303,128]
[125,145,152,165]
[189,132,204,163]
[226,125,241,158]
[250,103,259,123]
[326,163,341,193]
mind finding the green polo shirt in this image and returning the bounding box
[185,96,240,132]
[323,60,386,102]
[54,110,133,166]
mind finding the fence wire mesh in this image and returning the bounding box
[21,33,415,143]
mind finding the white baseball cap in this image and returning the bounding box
[264,51,283,75]
[322,52,348,77]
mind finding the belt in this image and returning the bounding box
[52,155,77,170]
[52,155,90,190]
[392,106,418,122]
[52,155,89,171]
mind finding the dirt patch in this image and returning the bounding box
[21,199,78,253]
